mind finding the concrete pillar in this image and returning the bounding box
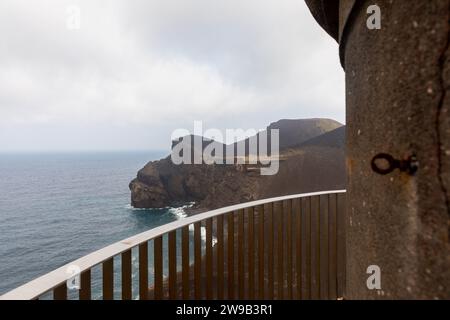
[306,0,450,299]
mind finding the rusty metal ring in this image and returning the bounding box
[371,153,397,175]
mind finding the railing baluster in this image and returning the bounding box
[169,231,177,299]
[328,194,337,300]
[238,209,245,299]
[217,215,224,300]
[53,282,67,300]
[194,222,202,299]
[310,196,320,300]
[337,193,346,299]
[248,206,255,300]
[79,269,91,300]
[295,198,302,300]
[154,236,163,300]
[206,218,213,299]
[258,204,265,299]
[102,258,114,300]
[227,212,235,299]
[139,242,148,300]
[267,203,274,299]
[320,195,329,300]
[182,226,190,300]
[302,197,311,300]
[286,200,293,300]
[121,249,132,300]
[276,201,284,299]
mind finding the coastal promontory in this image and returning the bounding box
[129,118,346,210]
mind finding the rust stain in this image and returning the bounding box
[346,157,354,176]
[399,172,413,185]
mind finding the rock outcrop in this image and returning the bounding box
[129,118,345,210]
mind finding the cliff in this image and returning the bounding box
[129,118,345,210]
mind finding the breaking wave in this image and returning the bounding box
[167,202,195,219]
[126,202,217,247]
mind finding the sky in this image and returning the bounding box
[0,0,345,152]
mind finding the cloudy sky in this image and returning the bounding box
[0,0,345,152]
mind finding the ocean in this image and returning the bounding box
[0,151,192,298]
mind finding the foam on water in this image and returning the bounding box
[167,202,195,219]
[126,201,218,246]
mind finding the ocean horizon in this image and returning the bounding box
[0,151,191,297]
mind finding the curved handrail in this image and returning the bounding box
[1,190,346,300]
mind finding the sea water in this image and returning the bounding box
[0,151,196,298]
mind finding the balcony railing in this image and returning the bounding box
[0,190,346,300]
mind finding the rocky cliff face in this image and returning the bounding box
[129,119,345,210]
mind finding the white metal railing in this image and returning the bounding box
[0,190,346,300]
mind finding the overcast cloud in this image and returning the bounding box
[0,0,345,152]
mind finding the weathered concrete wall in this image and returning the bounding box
[342,0,450,299]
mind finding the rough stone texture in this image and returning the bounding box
[338,0,357,43]
[342,0,450,299]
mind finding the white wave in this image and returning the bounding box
[170,202,217,246]
[168,202,195,220]
[127,202,217,247]
[168,207,188,219]
[125,202,195,213]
